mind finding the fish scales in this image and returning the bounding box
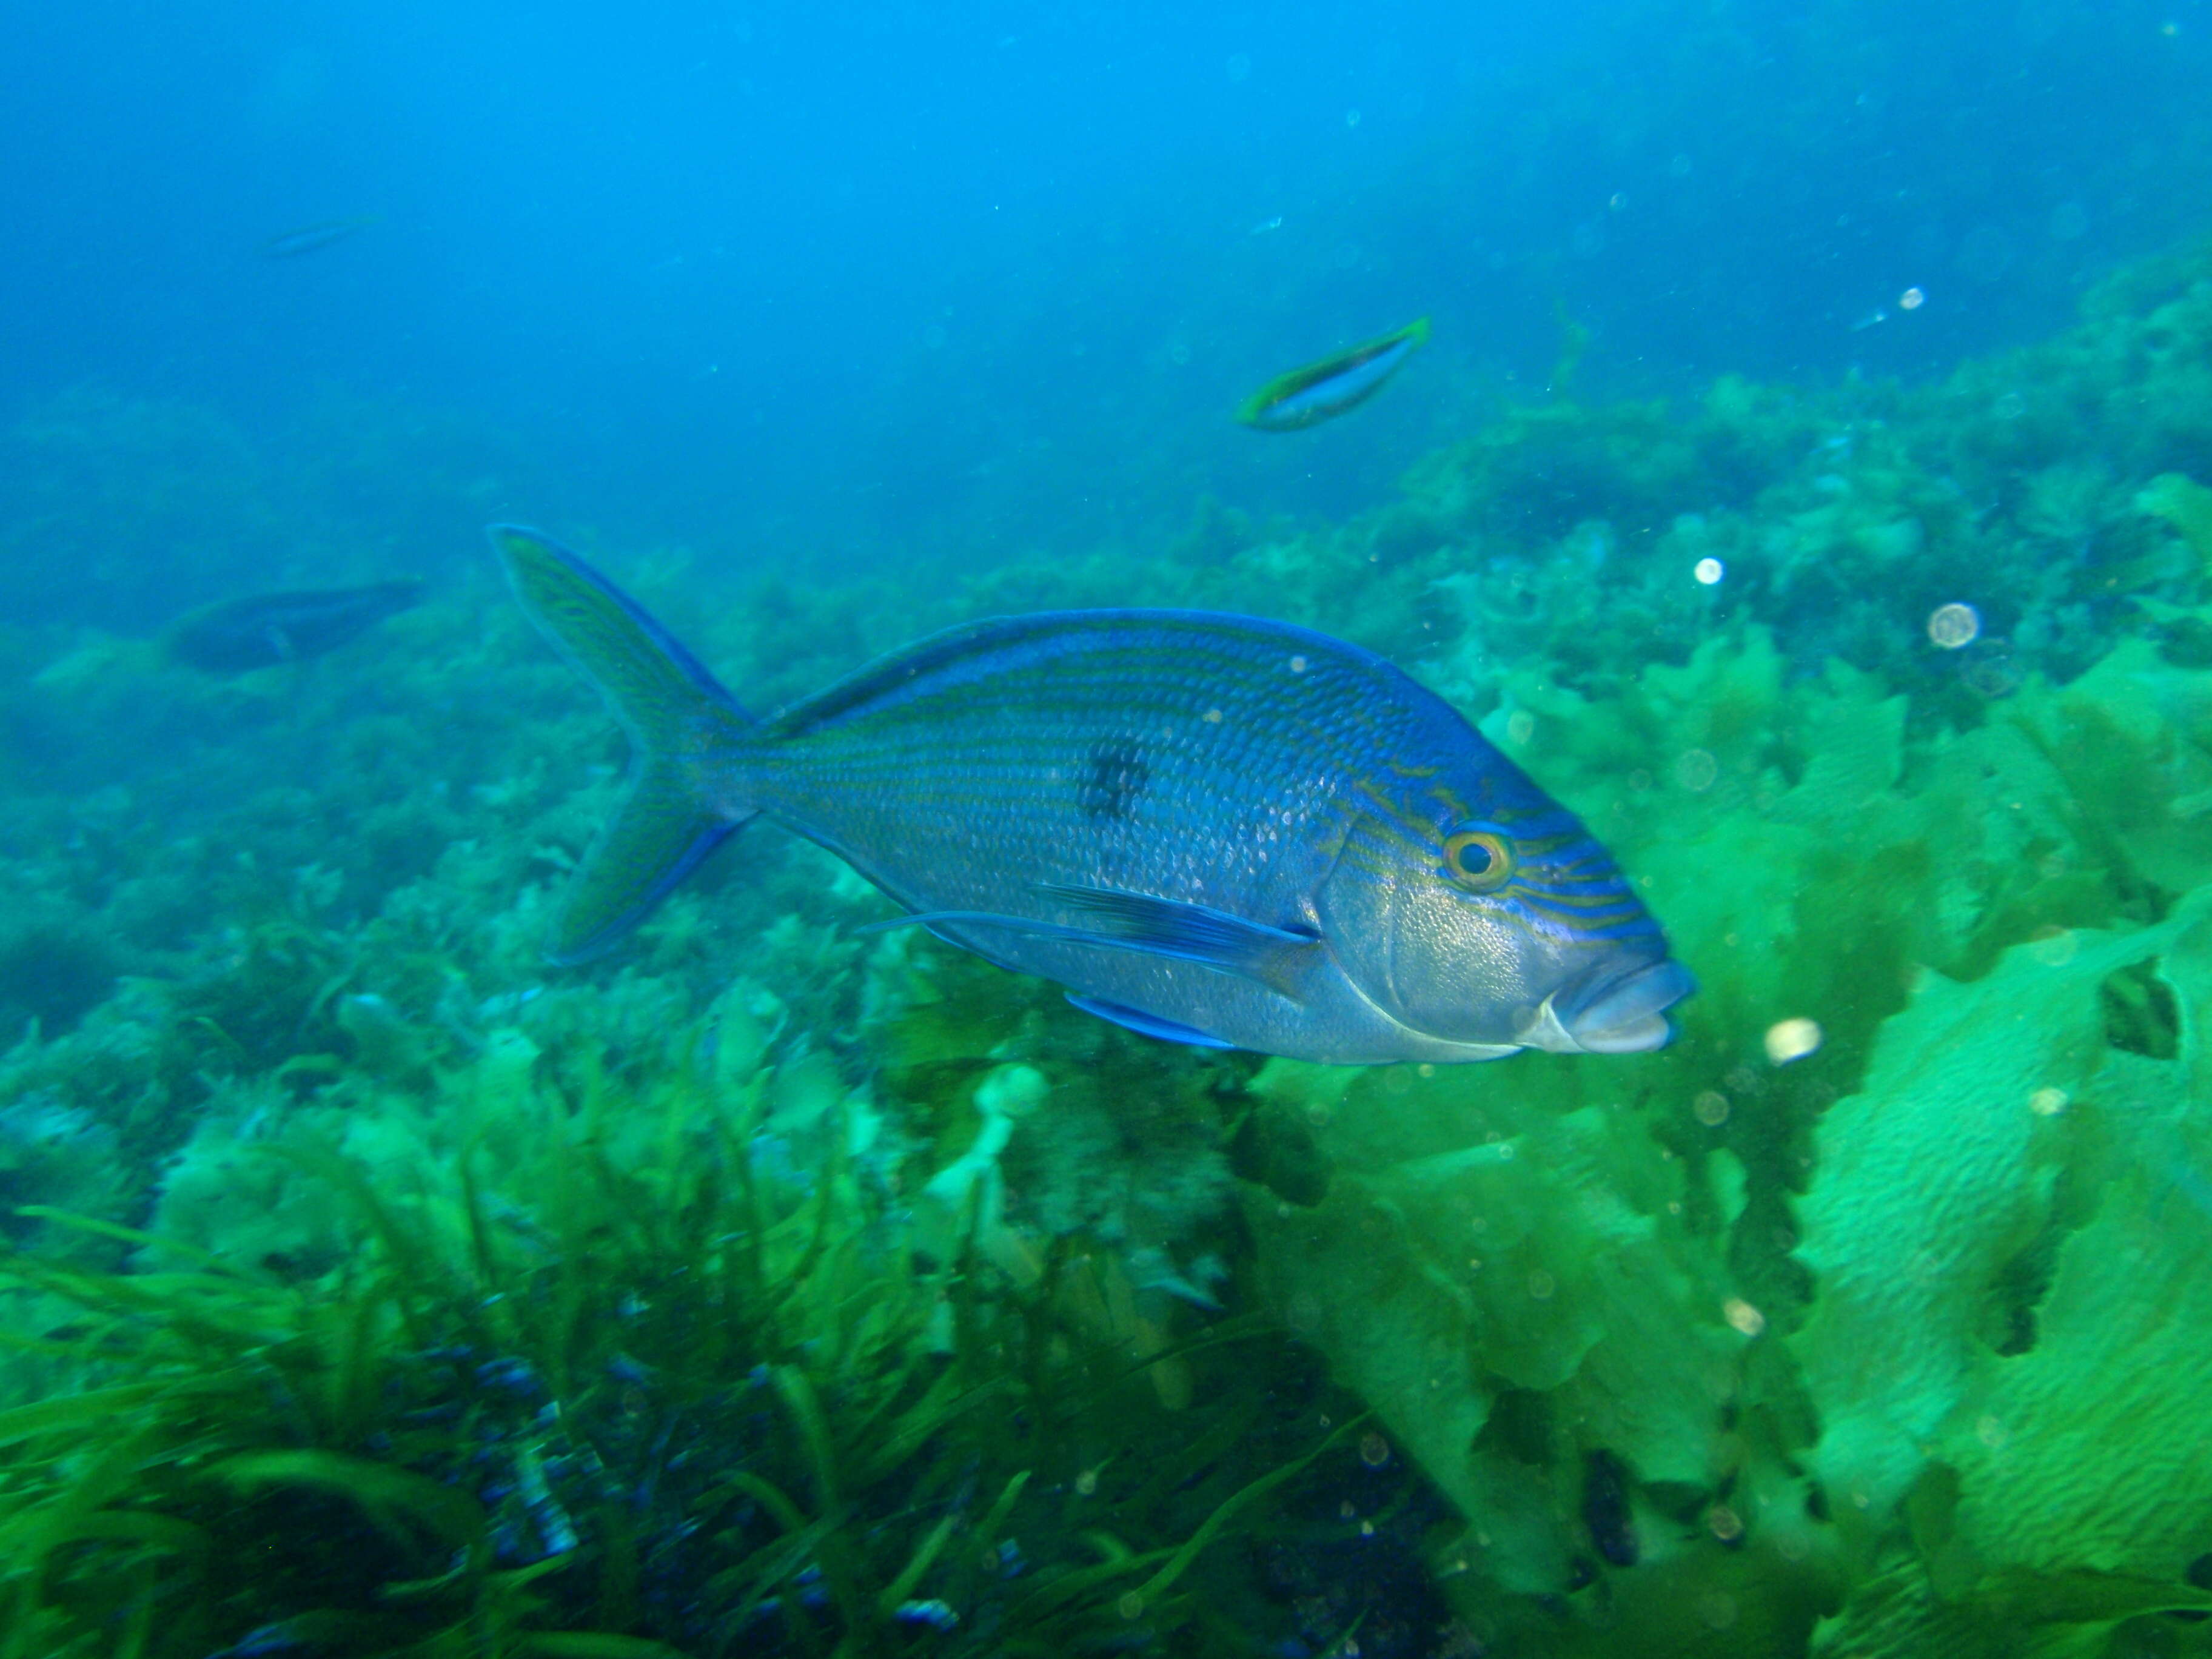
[751,614,1391,925]
[493,526,1694,1064]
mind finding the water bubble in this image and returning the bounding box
[1708,1504,1744,1541]
[1693,1090,1731,1126]
[1506,709,1537,746]
[1527,1269,1556,1300]
[1118,1591,1145,1620]
[1926,602,1980,648]
[2048,200,2088,241]
[1763,1017,1823,1064]
[2030,1087,2070,1116]
[1668,152,1694,178]
[1957,223,2016,284]
[1961,643,2021,699]
[1344,107,1362,127]
[1694,556,1725,585]
[1898,286,1925,310]
[1675,749,1718,792]
[1225,52,1252,81]
[1359,1430,1392,1467]
[922,324,947,350]
[1992,389,2028,420]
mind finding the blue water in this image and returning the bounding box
[7,0,2206,629]
[8,5,2212,1653]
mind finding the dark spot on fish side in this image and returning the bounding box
[1582,1450,1639,1567]
[1078,737,1150,821]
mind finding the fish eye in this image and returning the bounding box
[1443,829,1515,891]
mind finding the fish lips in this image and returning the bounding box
[1515,956,1698,1056]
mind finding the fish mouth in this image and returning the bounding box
[1516,957,1698,1055]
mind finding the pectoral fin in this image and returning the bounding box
[861,882,1320,995]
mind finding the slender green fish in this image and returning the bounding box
[256,215,382,259]
[1236,317,1431,431]
[494,526,1691,1065]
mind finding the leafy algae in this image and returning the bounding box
[7,243,2212,1655]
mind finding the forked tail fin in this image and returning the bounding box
[489,525,758,962]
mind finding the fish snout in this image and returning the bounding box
[1515,957,1697,1055]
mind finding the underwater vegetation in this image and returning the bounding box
[4,241,2212,1655]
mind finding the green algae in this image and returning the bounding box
[5,244,2212,1656]
[0,1024,1362,1655]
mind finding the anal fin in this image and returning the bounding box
[1067,993,1237,1050]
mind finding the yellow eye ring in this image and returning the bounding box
[1444,830,1515,891]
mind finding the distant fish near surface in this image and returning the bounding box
[166,578,424,673]
[256,215,382,259]
[494,526,1691,1065]
[1236,316,1431,431]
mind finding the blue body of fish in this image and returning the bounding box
[493,526,1692,1064]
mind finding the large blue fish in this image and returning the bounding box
[494,526,1692,1065]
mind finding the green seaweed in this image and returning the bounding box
[9,233,2212,1659]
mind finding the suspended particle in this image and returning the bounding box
[1694,556,1725,585]
[1359,1430,1392,1467]
[2029,1086,2070,1116]
[1927,602,1980,648]
[1723,1297,1766,1336]
[1899,286,1926,310]
[2029,926,2079,967]
[1764,1017,1823,1064]
[1693,1090,1731,1126]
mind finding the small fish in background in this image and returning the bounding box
[1236,315,1430,431]
[255,215,383,259]
[492,526,1692,1065]
[165,578,425,674]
